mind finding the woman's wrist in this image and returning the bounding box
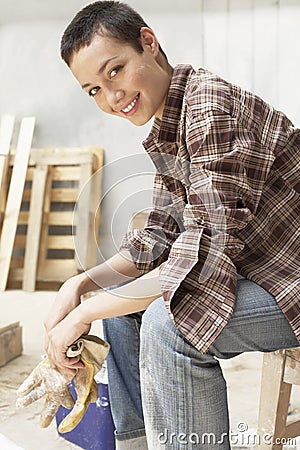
[72,270,102,296]
[67,302,91,334]
[67,271,93,297]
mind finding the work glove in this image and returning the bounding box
[58,335,110,434]
[16,335,110,433]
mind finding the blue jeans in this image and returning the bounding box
[102,277,299,450]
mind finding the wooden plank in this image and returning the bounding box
[13,212,29,225]
[74,162,93,271]
[273,381,293,446]
[75,147,104,270]
[284,419,300,440]
[88,148,104,267]
[14,235,74,250]
[13,235,26,249]
[48,211,74,225]
[0,321,20,334]
[87,152,103,268]
[37,166,53,277]
[0,117,35,291]
[46,235,75,249]
[284,351,300,385]
[29,147,94,166]
[21,187,78,203]
[257,350,290,449]
[0,322,22,367]
[91,147,104,172]
[6,277,61,291]
[21,189,32,202]
[24,167,34,179]
[9,148,93,167]
[9,257,24,269]
[18,211,74,225]
[0,115,15,229]
[7,267,23,282]
[286,347,300,360]
[11,260,77,282]
[51,188,78,202]
[22,164,48,291]
[51,166,81,180]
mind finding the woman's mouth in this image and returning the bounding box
[121,94,140,115]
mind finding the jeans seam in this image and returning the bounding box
[115,427,146,441]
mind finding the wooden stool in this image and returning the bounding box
[257,347,300,449]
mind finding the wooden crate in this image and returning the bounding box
[6,147,104,291]
[0,322,22,367]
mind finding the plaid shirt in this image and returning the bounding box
[121,64,300,352]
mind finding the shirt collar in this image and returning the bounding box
[143,64,194,146]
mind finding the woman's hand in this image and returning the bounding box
[43,274,90,374]
[45,306,90,375]
[43,266,161,374]
[43,275,89,358]
[44,275,85,333]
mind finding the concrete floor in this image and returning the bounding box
[0,290,299,450]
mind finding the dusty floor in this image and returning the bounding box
[0,290,299,450]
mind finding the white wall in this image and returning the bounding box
[199,0,300,124]
[0,0,299,259]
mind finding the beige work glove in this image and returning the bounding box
[58,335,110,434]
[16,335,110,432]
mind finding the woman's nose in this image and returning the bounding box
[105,88,125,110]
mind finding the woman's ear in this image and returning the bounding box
[140,27,159,57]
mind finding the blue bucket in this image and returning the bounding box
[56,381,115,450]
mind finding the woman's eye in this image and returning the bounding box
[109,66,122,79]
[89,87,99,97]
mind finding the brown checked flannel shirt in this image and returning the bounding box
[121,64,300,353]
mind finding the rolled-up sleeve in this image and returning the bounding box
[120,172,182,274]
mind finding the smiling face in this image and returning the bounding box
[69,28,173,126]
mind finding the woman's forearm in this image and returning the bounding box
[44,250,141,334]
[77,267,162,322]
[75,249,141,295]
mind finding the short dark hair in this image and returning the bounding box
[61,1,167,66]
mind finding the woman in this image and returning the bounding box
[44,2,300,449]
